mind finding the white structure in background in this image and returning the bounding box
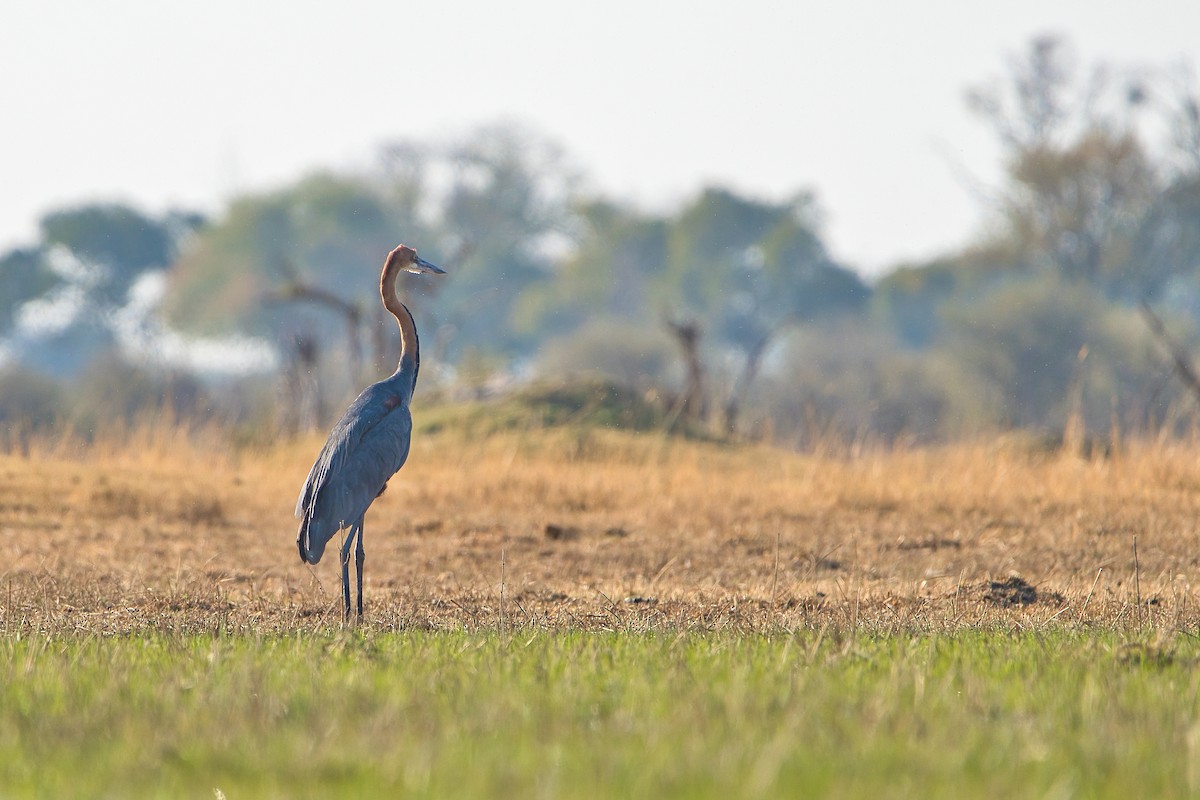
[110,271,278,375]
[0,249,278,376]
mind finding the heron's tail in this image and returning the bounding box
[297,517,328,565]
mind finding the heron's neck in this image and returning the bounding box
[381,270,420,395]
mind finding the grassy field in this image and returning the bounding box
[4,409,1200,796]
[4,629,1200,798]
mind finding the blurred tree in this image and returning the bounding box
[664,187,784,310]
[1124,68,1200,313]
[0,203,203,377]
[966,35,1078,153]
[1129,175,1200,313]
[164,173,425,337]
[536,317,677,391]
[662,188,868,432]
[0,247,58,331]
[966,35,1168,301]
[871,258,966,348]
[515,199,668,337]
[1002,130,1158,295]
[761,324,989,447]
[162,173,437,408]
[429,124,579,359]
[837,36,1200,443]
[0,365,65,444]
[673,192,865,317]
[39,203,184,305]
[166,124,577,403]
[941,275,1172,435]
[664,314,708,427]
[521,185,868,434]
[67,349,210,433]
[1160,65,1200,173]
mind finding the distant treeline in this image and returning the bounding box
[3,36,1200,447]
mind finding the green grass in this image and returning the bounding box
[415,378,717,441]
[2,629,1198,798]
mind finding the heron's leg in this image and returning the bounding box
[355,518,366,618]
[339,526,356,621]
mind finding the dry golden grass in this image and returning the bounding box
[4,418,1200,634]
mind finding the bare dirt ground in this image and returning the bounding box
[4,424,1200,635]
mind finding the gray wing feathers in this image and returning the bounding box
[296,390,413,564]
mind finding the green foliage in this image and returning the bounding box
[529,187,867,373]
[536,317,677,389]
[2,631,1198,798]
[662,189,867,352]
[762,325,990,444]
[7,47,1200,445]
[528,187,870,433]
[871,256,1002,348]
[1003,131,1158,294]
[164,126,571,363]
[965,36,1186,307]
[163,173,428,336]
[432,125,575,358]
[665,187,784,309]
[844,35,1200,441]
[417,377,678,438]
[516,199,669,336]
[941,275,1172,432]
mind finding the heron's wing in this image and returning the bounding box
[315,405,413,525]
[296,385,413,563]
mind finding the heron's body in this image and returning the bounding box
[294,244,444,619]
[295,368,414,564]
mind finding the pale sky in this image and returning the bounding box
[2,1,1198,276]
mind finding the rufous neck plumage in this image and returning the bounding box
[380,247,420,387]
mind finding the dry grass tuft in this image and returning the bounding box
[4,420,1200,635]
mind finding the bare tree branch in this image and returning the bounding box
[1140,300,1200,405]
[663,313,707,431]
[265,258,365,386]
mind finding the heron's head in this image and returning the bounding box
[389,244,446,276]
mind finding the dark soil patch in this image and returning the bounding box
[981,576,1065,608]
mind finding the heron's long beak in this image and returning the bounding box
[405,256,446,275]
